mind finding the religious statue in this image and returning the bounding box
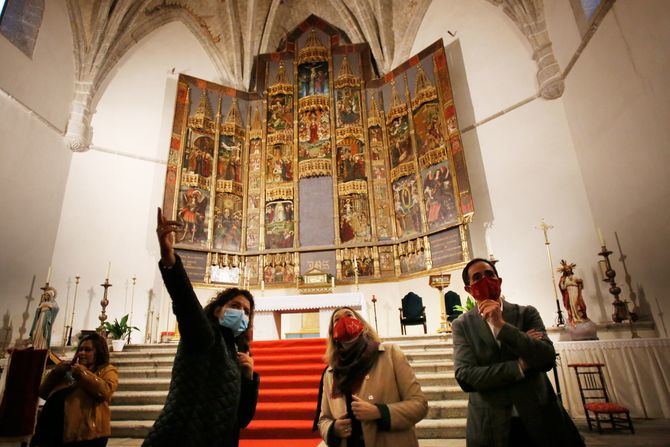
[29,286,59,350]
[557,260,597,340]
[558,260,587,324]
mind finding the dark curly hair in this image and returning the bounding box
[204,287,255,352]
[78,332,110,371]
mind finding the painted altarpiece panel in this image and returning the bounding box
[338,194,371,244]
[213,193,243,251]
[367,91,393,241]
[336,137,366,182]
[162,29,473,287]
[245,104,263,250]
[392,175,422,238]
[175,85,218,249]
[265,200,295,249]
[262,252,296,284]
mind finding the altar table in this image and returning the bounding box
[554,338,670,418]
[253,292,366,340]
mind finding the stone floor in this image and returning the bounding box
[107,419,670,447]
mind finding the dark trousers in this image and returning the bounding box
[508,417,537,447]
[64,439,108,447]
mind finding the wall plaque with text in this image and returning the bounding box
[429,228,463,267]
[175,249,208,283]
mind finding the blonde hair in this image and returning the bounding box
[324,306,381,366]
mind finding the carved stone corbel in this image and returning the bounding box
[488,0,564,99]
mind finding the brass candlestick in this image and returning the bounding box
[64,275,80,347]
[145,289,154,344]
[371,294,379,332]
[598,245,639,338]
[127,276,136,344]
[429,273,451,333]
[97,279,112,333]
[353,257,359,291]
[68,275,81,345]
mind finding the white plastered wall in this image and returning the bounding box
[0,0,73,348]
[49,21,221,344]
[549,0,670,337]
[409,0,608,329]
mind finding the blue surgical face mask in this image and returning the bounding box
[219,308,249,337]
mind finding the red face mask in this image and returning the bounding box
[469,276,502,302]
[333,315,364,343]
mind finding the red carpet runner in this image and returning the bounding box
[240,338,327,447]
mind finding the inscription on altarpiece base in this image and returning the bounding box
[175,249,208,283]
[428,228,463,267]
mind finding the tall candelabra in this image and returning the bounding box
[145,289,154,344]
[63,275,80,347]
[127,276,137,344]
[371,294,379,332]
[598,241,639,338]
[537,219,566,326]
[97,278,112,333]
[429,273,451,333]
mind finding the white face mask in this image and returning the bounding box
[218,308,249,337]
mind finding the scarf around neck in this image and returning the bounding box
[331,335,380,397]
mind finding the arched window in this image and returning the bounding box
[570,0,609,36]
[0,0,44,58]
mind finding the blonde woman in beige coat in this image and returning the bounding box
[317,306,428,447]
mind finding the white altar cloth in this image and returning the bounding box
[554,338,670,418]
[253,292,365,340]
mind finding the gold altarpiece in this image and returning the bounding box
[162,17,474,288]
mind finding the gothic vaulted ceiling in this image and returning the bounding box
[63,0,563,151]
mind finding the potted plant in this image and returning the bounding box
[453,296,476,315]
[103,314,139,352]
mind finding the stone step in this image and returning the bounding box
[112,351,453,370]
[112,405,163,421]
[116,335,452,352]
[411,360,454,373]
[117,343,179,352]
[416,372,457,387]
[112,385,466,408]
[118,368,172,379]
[114,391,168,406]
[383,334,452,343]
[416,418,467,439]
[111,418,466,439]
[404,349,453,361]
[110,399,467,423]
[427,400,468,419]
[116,378,171,392]
[390,340,453,351]
[111,420,154,438]
[111,344,451,359]
[117,362,336,379]
[104,438,464,446]
[421,385,467,401]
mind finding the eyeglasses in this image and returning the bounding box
[471,270,497,283]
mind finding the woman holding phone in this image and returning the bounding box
[31,333,118,447]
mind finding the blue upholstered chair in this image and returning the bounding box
[445,291,463,322]
[399,292,427,335]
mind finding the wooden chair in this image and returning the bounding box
[399,292,427,335]
[568,363,634,434]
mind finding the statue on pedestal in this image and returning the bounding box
[29,286,59,349]
[558,260,597,340]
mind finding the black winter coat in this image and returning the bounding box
[141,256,259,447]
